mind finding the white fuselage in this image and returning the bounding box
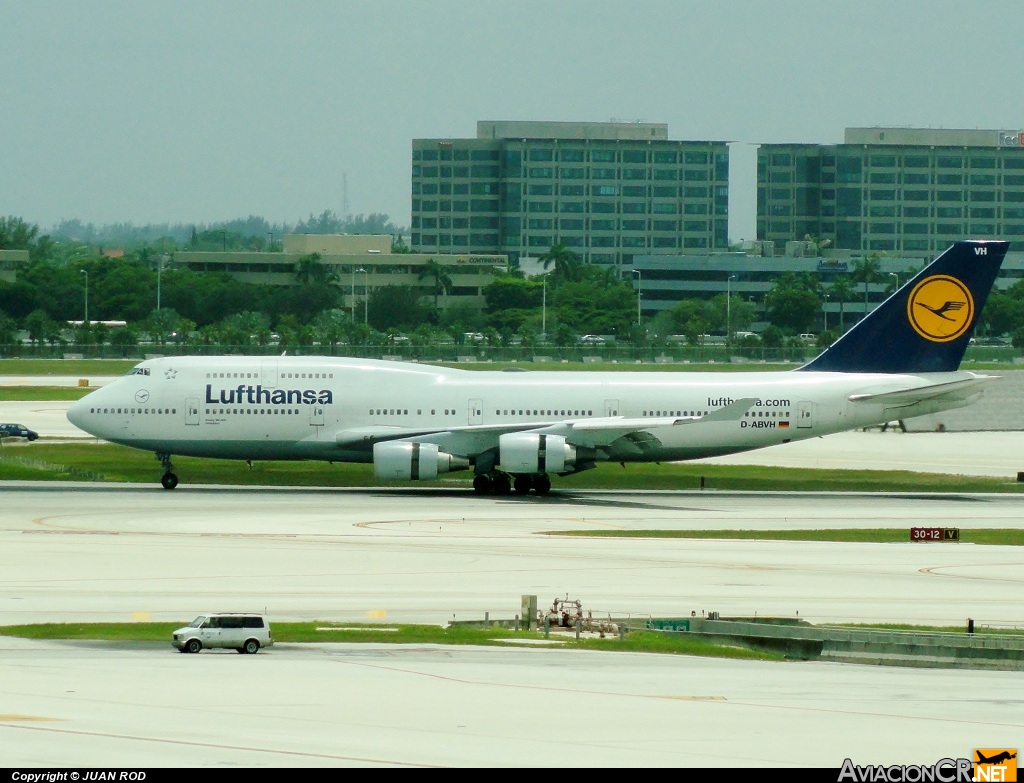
[67,356,983,465]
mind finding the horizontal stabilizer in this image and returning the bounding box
[848,375,995,409]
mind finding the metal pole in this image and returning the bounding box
[632,269,641,327]
[890,271,899,293]
[351,266,356,322]
[359,268,368,324]
[542,278,546,341]
[824,292,829,332]
[727,274,736,342]
[157,253,168,312]
[80,269,88,324]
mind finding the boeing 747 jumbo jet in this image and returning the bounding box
[68,240,1009,494]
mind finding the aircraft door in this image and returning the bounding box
[468,398,483,425]
[185,397,200,426]
[797,401,813,428]
[309,405,324,427]
[604,399,619,417]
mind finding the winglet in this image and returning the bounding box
[799,240,1009,373]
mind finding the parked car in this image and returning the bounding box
[0,423,38,441]
[172,613,273,654]
[578,334,606,345]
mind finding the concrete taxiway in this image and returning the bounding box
[1,484,1023,767]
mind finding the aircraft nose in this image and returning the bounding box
[66,395,90,432]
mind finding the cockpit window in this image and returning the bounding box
[126,367,151,376]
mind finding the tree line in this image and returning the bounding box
[2,215,1023,355]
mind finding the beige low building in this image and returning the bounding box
[0,249,29,283]
[174,234,508,312]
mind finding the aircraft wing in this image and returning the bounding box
[532,397,757,448]
[847,375,995,410]
[333,398,756,454]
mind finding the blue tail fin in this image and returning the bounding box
[799,240,1010,373]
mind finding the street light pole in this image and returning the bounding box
[542,277,546,342]
[350,266,357,322]
[824,292,829,332]
[358,268,368,324]
[632,269,642,328]
[890,271,899,294]
[157,254,168,312]
[727,274,736,342]
[79,269,88,324]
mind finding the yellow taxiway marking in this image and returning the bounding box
[0,714,62,721]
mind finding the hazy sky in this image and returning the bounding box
[2,0,1023,242]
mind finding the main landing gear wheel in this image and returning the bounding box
[492,474,512,495]
[513,475,533,495]
[475,472,551,496]
[533,474,552,495]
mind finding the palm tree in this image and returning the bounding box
[417,258,453,310]
[294,252,336,286]
[827,276,856,333]
[851,253,886,317]
[539,241,582,285]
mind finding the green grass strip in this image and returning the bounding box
[2,442,1022,492]
[0,622,781,661]
[0,386,92,401]
[547,528,1024,545]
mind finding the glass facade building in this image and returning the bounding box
[758,127,1024,254]
[412,121,729,268]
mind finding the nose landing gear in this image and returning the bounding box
[157,452,178,490]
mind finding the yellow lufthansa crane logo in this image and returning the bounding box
[906,275,975,342]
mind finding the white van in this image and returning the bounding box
[172,613,273,654]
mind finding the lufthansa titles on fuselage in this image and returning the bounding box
[205,383,333,405]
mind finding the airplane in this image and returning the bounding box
[976,751,1016,765]
[67,239,1009,495]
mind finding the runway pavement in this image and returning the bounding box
[1,484,1023,767]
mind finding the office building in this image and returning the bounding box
[412,121,729,268]
[758,127,1024,255]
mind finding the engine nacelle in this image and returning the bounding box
[373,442,469,481]
[499,432,576,474]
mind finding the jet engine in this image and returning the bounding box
[373,442,469,481]
[499,432,577,474]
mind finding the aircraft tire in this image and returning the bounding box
[161,472,179,490]
[513,475,533,495]
[492,475,512,495]
[534,475,552,495]
[473,475,492,494]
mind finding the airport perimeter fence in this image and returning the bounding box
[0,343,1017,365]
